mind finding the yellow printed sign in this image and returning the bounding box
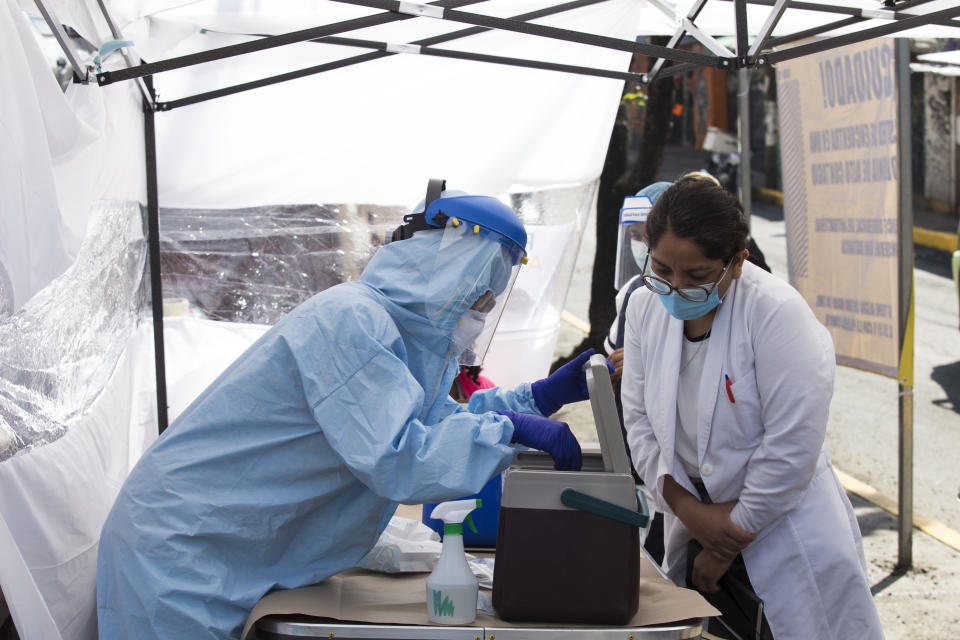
[776,38,900,378]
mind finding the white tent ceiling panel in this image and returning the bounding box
[631,0,960,37]
[122,0,644,77]
[149,0,642,208]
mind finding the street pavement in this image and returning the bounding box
[551,145,960,638]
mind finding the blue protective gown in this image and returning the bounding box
[96,231,541,639]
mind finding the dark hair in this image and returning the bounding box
[645,176,749,263]
[461,365,483,383]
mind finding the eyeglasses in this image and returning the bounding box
[640,254,734,302]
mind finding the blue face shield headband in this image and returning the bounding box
[641,254,735,321]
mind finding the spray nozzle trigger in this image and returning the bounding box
[431,498,481,537]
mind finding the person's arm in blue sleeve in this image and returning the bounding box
[468,348,614,417]
[307,345,516,504]
[467,382,541,415]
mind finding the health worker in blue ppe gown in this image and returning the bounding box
[96,180,608,640]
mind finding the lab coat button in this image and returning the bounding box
[700,463,713,476]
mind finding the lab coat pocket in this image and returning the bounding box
[720,371,764,448]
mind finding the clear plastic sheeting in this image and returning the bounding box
[157,203,402,325]
[0,184,590,460]
[0,200,146,462]
[483,181,596,389]
[153,182,594,346]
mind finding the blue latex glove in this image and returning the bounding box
[499,410,582,471]
[530,348,614,417]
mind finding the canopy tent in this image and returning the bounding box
[2,0,960,638]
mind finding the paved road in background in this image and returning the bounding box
[554,181,960,537]
[748,199,960,535]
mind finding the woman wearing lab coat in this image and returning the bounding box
[620,177,883,639]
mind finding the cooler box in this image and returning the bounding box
[492,354,648,625]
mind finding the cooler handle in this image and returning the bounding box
[560,488,650,528]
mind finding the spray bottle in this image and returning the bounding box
[425,498,481,624]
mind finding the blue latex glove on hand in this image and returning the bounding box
[530,348,614,417]
[499,410,582,471]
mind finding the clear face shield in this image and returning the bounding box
[455,279,517,366]
[614,195,654,290]
[437,222,525,366]
[386,181,527,366]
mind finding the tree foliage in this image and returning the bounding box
[551,39,675,371]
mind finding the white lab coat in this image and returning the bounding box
[621,262,883,640]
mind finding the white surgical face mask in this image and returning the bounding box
[631,238,648,268]
[453,309,487,351]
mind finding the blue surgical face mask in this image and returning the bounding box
[641,251,734,320]
[657,286,724,320]
[647,256,734,320]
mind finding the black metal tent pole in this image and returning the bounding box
[154,0,643,111]
[202,0,606,45]
[96,0,960,111]
[734,0,749,66]
[646,0,713,83]
[717,0,955,22]
[746,0,788,64]
[97,0,720,93]
[94,0,151,104]
[331,0,724,66]
[735,0,752,223]
[716,0,960,52]
[763,4,960,64]
[101,0,725,112]
[156,0,642,110]
[94,0,960,92]
[157,35,647,111]
[895,36,915,573]
[142,74,169,434]
[765,16,863,50]
[619,0,959,80]
[150,0,670,112]
[96,0,484,86]
[644,61,708,80]
[323,33,652,78]
[33,0,88,84]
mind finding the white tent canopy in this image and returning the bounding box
[2,0,959,638]
[2,2,642,638]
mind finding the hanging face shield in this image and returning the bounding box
[613,195,653,290]
[613,182,673,290]
[387,179,528,366]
